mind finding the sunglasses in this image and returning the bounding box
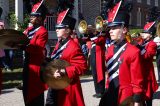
[55,27,66,29]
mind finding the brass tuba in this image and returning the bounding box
[156,22,160,36]
[78,20,88,34]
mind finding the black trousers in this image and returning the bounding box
[90,48,105,94]
[22,53,44,106]
[45,88,57,106]
[99,86,119,106]
[156,54,160,81]
[24,93,44,106]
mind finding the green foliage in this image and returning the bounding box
[7,11,30,32]
[129,28,143,34]
[7,11,17,28]
[17,14,30,32]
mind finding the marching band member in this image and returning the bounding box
[154,23,160,83]
[139,7,159,106]
[99,1,144,106]
[22,1,48,105]
[45,9,87,106]
[89,26,106,98]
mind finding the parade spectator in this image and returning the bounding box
[0,20,13,72]
[99,1,144,106]
[45,9,87,106]
[0,20,5,94]
[0,49,5,94]
[4,49,13,71]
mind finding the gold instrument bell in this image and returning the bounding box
[78,16,105,34]
[78,20,88,34]
[95,16,104,32]
[156,22,160,36]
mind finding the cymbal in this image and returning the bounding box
[42,59,72,89]
[0,29,29,49]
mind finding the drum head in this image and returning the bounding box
[0,29,29,49]
[42,59,72,89]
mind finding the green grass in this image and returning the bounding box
[2,68,23,89]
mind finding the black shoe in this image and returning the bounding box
[92,93,102,98]
[16,83,23,90]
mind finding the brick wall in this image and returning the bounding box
[80,0,160,28]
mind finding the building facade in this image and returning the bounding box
[0,0,160,38]
[79,0,160,28]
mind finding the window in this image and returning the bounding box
[137,8,141,26]
[155,0,158,6]
[137,0,141,3]
[44,16,57,31]
[147,0,150,5]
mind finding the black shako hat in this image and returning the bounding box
[30,0,47,20]
[55,9,76,30]
[142,7,160,35]
[106,0,132,27]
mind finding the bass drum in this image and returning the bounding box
[41,59,72,89]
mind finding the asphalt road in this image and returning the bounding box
[0,70,160,106]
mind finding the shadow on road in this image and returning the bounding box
[1,89,14,94]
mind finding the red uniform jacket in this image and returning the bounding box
[52,37,87,106]
[23,26,48,102]
[141,40,158,99]
[105,43,144,104]
[91,36,106,82]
